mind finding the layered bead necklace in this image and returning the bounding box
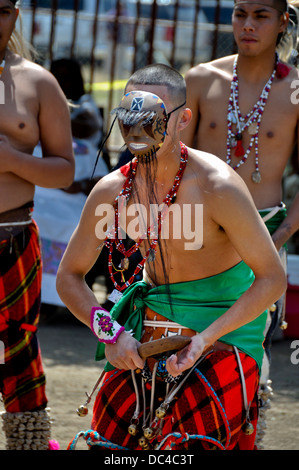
[104,142,188,296]
[226,54,278,184]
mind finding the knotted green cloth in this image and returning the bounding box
[96,261,267,372]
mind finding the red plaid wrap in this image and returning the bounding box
[0,221,47,412]
[91,350,259,450]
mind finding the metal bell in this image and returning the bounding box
[280,320,288,330]
[138,436,148,448]
[76,405,88,417]
[155,406,167,419]
[242,420,255,435]
[143,427,155,440]
[269,304,277,312]
[128,423,138,436]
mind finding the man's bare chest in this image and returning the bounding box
[199,81,297,154]
[0,89,40,150]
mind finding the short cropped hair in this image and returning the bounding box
[125,64,186,107]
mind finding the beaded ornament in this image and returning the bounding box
[90,306,125,344]
[104,142,188,294]
[226,54,279,183]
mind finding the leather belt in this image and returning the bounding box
[141,307,233,352]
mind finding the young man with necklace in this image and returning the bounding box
[181,0,297,447]
[0,0,74,450]
[57,64,286,450]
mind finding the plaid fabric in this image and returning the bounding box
[90,350,259,450]
[0,221,47,412]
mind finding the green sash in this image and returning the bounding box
[96,261,267,372]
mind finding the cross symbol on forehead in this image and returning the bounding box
[131,97,145,112]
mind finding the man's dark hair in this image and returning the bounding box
[125,64,186,107]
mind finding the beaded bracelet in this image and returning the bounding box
[91,306,125,344]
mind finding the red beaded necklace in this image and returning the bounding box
[104,142,188,293]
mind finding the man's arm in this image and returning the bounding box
[167,170,287,376]
[271,194,299,250]
[56,177,117,326]
[269,82,299,250]
[271,121,299,250]
[0,68,74,188]
[56,174,145,370]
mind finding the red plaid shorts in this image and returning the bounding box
[0,221,47,412]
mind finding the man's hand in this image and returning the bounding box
[105,331,145,371]
[166,334,207,377]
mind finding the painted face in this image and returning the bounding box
[112,91,168,159]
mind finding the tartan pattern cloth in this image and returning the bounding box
[90,350,259,450]
[0,221,47,412]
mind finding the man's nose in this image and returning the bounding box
[243,16,255,31]
[128,124,143,136]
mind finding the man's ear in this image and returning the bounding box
[178,108,192,132]
[279,11,289,33]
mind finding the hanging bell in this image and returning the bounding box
[143,427,155,440]
[242,420,255,435]
[269,303,277,313]
[280,320,288,330]
[76,405,89,417]
[155,406,167,419]
[138,436,149,448]
[128,423,139,436]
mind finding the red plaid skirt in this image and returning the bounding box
[0,222,47,412]
[90,350,259,450]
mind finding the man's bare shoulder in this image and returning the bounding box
[187,146,248,196]
[9,53,65,99]
[88,168,126,204]
[185,54,236,83]
[10,53,52,79]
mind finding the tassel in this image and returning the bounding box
[235,133,245,157]
[276,62,291,79]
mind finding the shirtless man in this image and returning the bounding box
[181,0,297,446]
[57,64,286,450]
[0,0,74,450]
[182,0,298,247]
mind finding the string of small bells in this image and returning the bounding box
[128,403,170,449]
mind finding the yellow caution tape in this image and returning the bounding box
[90,80,127,91]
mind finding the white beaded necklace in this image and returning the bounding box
[226,54,278,184]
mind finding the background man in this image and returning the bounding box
[0,0,74,450]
